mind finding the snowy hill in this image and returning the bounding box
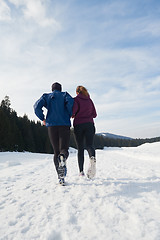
[0,143,160,240]
[97,132,133,139]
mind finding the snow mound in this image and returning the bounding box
[6,161,21,167]
[120,142,160,161]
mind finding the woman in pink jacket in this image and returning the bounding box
[72,86,97,178]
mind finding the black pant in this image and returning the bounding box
[48,126,70,175]
[74,122,95,172]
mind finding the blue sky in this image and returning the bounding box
[0,0,160,138]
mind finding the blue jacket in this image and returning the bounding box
[34,90,74,127]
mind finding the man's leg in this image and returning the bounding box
[48,126,60,175]
[57,126,70,179]
[59,126,70,159]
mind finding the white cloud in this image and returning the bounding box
[0,0,11,21]
[8,0,60,27]
[22,0,57,27]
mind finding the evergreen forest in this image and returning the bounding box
[0,96,160,153]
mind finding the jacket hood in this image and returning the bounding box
[76,93,90,100]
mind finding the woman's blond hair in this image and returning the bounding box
[76,86,89,97]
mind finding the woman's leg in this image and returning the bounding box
[84,123,96,158]
[74,125,85,172]
[84,123,96,179]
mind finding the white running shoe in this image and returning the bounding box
[58,154,67,179]
[87,156,96,179]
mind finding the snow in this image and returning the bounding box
[0,142,160,240]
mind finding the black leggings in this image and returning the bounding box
[74,122,95,172]
[48,126,70,174]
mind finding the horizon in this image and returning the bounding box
[1,94,160,140]
[1,0,160,139]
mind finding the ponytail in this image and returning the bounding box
[76,86,89,97]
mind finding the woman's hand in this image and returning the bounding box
[43,120,46,126]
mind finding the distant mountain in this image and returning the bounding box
[97,132,133,140]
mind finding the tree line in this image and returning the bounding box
[0,96,159,153]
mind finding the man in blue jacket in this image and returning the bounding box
[34,82,74,185]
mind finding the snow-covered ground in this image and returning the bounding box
[0,142,160,240]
